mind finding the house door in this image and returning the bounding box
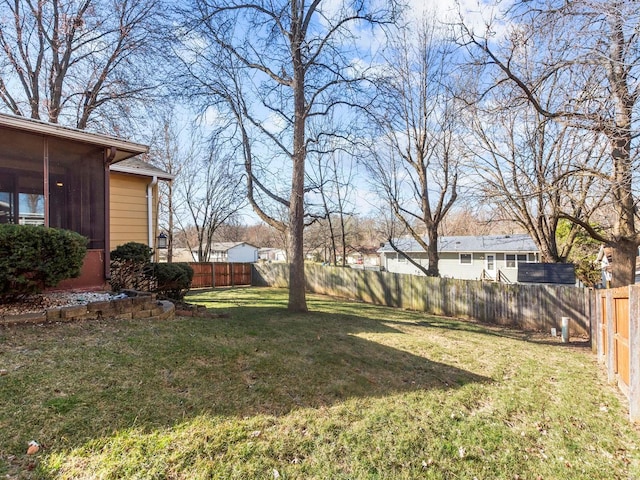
[485,254,496,274]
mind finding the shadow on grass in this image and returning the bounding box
[0,288,491,467]
[298,289,592,350]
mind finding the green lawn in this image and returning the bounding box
[0,287,638,479]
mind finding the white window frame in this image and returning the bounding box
[505,253,528,269]
[485,253,496,272]
[459,253,473,265]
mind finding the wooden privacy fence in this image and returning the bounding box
[252,263,590,336]
[593,286,640,422]
[188,262,252,288]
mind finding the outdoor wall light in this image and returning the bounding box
[157,232,168,249]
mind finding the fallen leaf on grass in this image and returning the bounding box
[26,441,40,455]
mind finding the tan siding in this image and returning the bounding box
[109,173,151,251]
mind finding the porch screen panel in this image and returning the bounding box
[48,139,105,249]
[0,128,44,225]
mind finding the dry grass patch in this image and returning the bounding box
[0,287,638,479]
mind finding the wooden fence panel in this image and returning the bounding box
[189,263,214,288]
[614,295,630,388]
[594,286,640,422]
[232,263,252,286]
[187,262,253,288]
[601,296,608,357]
[214,263,231,287]
[252,263,589,335]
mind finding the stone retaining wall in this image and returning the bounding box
[0,292,175,327]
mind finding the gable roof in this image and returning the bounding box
[110,157,174,180]
[211,242,259,252]
[378,234,538,254]
[0,112,148,163]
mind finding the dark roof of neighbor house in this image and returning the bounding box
[377,234,538,254]
[110,157,174,180]
[0,112,148,163]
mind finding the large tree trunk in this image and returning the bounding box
[288,153,307,311]
[610,238,637,287]
[609,134,638,287]
[426,228,439,277]
[288,30,308,313]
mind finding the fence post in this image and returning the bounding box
[629,285,640,422]
[594,290,604,359]
[606,290,616,384]
[585,288,601,359]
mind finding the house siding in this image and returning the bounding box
[384,251,530,282]
[382,252,429,275]
[439,252,485,280]
[109,172,157,251]
[227,244,259,263]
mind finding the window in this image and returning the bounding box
[459,253,472,264]
[19,193,44,225]
[48,137,105,249]
[506,254,527,268]
[0,129,106,249]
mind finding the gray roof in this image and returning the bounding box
[378,234,538,254]
[110,157,174,180]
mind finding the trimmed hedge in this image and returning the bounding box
[109,242,193,301]
[0,225,88,301]
[150,262,194,301]
[109,242,154,292]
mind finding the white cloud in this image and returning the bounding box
[198,106,227,129]
[405,0,513,41]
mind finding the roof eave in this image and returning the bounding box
[0,113,148,162]
[110,164,175,181]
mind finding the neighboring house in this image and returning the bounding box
[0,113,148,290]
[346,246,381,267]
[596,245,640,286]
[258,247,287,262]
[208,242,259,263]
[597,246,613,287]
[378,234,540,283]
[109,157,174,257]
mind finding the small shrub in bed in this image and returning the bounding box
[149,262,194,301]
[0,225,88,301]
[109,242,153,292]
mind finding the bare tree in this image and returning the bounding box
[458,0,640,286]
[438,207,509,237]
[146,111,189,262]
[0,0,163,130]
[465,99,610,263]
[367,14,462,277]
[307,150,356,266]
[173,135,246,262]
[176,0,399,311]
